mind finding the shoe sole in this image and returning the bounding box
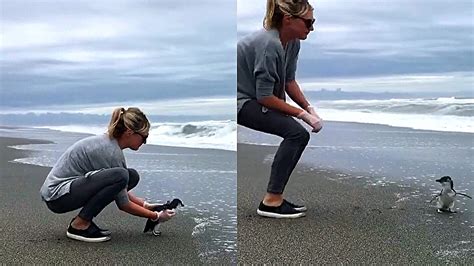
[256,209,306,218]
[67,231,111,243]
[294,207,307,212]
[99,231,112,236]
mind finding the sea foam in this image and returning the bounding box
[313,97,474,133]
[35,120,237,151]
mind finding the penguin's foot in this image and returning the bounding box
[437,208,456,213]
[152,223,162,236]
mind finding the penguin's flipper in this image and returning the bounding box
[429,194,440,203]
[457,193,472,199]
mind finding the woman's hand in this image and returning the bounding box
[297,110,322,133]
[152,210,176,223]
[305,106,323,133]
[306,106,320,118]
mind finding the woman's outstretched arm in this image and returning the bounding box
[127,192,145,207]
[118,200,158,220]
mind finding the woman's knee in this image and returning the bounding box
[127,168,140,190]
[288,126,310,145]
[108,167,129,187]
[46,201,68,214]
[300,129,310,145]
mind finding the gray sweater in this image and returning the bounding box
[237,28,300,113]
[40,134,127,203]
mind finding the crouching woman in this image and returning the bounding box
[40,107,175,242]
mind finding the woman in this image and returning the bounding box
[40,107,175,242]
[237,0,322,218]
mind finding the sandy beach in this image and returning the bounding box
[0,137,205,264]
[237,143,473,264]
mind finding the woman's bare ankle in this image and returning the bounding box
[263,193,283,206]
[71,216,91,230]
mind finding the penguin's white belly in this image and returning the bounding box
[438,192,455,209]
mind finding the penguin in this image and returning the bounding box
[430,176,472,213]
[143,198,184,236]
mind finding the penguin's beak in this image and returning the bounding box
[435,178,442,183]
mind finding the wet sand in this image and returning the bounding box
[237,143,474,264]
[0,137,203,264]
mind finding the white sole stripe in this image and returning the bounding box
[294,207,307,212]
[66,232,111,243]
[256,209,306,219]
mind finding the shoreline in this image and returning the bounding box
[0,136,206,264]
[237,143,473,264]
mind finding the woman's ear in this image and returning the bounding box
[281,14,293,28]
[125,128,134,136]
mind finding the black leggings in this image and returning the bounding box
[238,100,310,194]
[46,168,139,221]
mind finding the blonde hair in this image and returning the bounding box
[263,0,313,30]
[108,107,150,139]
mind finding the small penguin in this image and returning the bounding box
[430,176,472,213]
[143,198,184,236]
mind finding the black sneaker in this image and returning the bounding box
[67,224,111,243]
[257,201,306,218]
[91,221,111,236]
[70,218,111,237]
[284,199,307,212]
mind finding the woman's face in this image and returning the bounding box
[125,129,148,150]
[288,9,314,40]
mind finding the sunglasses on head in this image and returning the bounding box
[135,132,148,144]
[293,15,315,29]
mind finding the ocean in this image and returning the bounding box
[0,111,237,263]
[238,96,474,229]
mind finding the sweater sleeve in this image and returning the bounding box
[254,45,280,99]
[286,41,300,82]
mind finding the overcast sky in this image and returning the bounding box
[238,0,473,94]
[1,0,236,109]
[1,0,473,112]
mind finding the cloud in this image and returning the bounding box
[1,0,236,107]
